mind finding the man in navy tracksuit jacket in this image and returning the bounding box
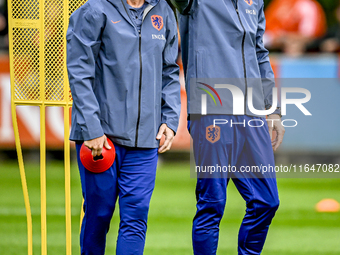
[67,0,181,254]
[171,0,285,254]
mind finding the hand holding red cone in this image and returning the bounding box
[80,138,115,173]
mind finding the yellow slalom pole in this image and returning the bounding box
[64,106,72,255]
[39,0,47,251]
[64,1,73,253]
[80,199,85,231]
[8,0,33,252]
[11,105,33,255]
[40,105,47,255]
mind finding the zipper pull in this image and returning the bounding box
[236,9,239,14]
[138,30,141,37]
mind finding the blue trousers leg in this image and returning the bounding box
[76,143,120,255]
[233,177,279,255]
[192,177,228,255]
[116,147,158,255]
[190,115,232,255]
[234,118,279,255]
[76,143,158,255]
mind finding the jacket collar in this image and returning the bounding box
[107,0,159,27]
[107,0,159,7]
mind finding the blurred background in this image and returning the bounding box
[0,0,339,254]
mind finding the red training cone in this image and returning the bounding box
[80,138,115,173]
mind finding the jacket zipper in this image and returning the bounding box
[121,0,157,147]
[232,0,247,114]
[135,30,142,147]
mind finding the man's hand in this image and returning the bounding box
[267,114,285,151]
[84,134,112,157]
[156,124,175,153]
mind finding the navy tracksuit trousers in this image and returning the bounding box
[76,143,158,255]
[190,115,280,255]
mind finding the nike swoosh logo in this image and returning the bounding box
[111,20,121,24]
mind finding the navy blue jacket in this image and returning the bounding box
[172,0,280,116]
[67,0,181,148]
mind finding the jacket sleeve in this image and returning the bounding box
[66,4,105,140]
[161,11,181,134]
[256,2,281,115]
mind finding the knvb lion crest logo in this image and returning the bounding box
[244,0,253,6]
[206,125,221,143]
[151,15,163,31]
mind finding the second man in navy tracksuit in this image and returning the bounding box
[171,0,285,254]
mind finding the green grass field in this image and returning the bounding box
[0,159,340,255]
